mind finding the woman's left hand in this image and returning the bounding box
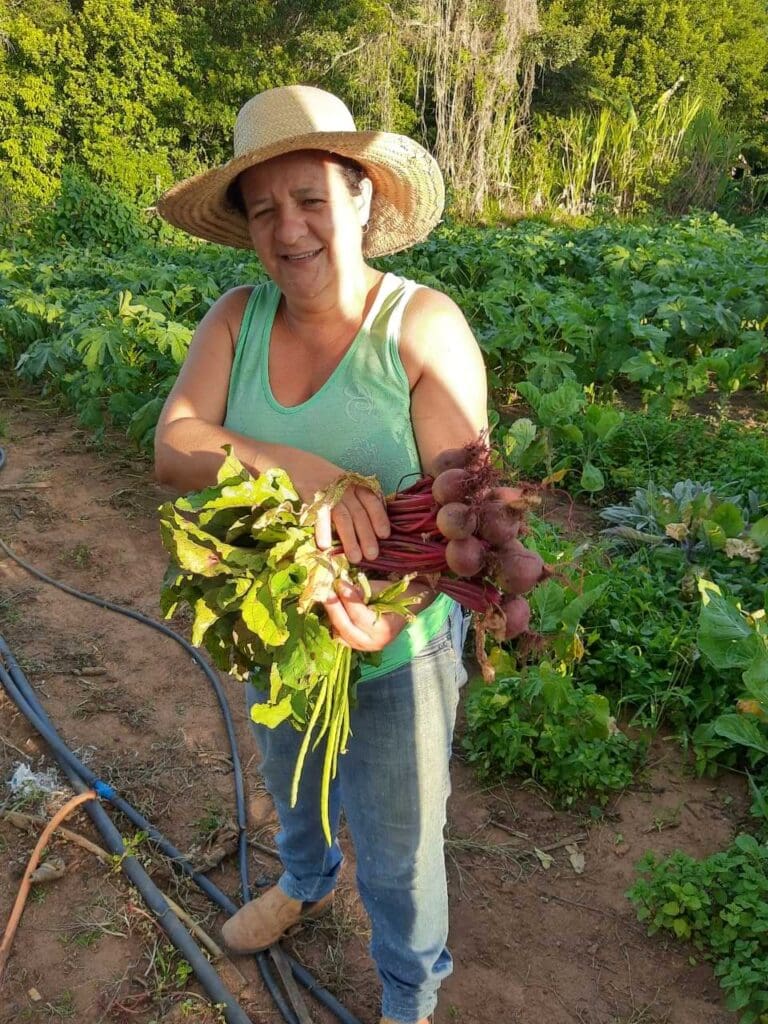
[323,580,408,652]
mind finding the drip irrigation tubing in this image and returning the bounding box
[0,660,256,1024]
[0,534,363,1024]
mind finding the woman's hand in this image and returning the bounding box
[315,484,390,563]
[323,580,408,652]
[293,457,390,564]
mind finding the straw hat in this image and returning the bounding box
[156,85,445,257]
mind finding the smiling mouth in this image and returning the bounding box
[282,249,323,262]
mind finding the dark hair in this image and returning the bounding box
[225,151,367,216]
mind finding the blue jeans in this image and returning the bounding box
[245,606,468,1024]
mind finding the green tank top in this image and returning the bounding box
[224,272,454,681]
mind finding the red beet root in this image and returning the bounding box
[432,468,470,506]
[432,447,471,476]
[436,502,477,541]
[477,501,523,547]
[495,541,545,594]
[445,535,486,577]
[499,595,531,639]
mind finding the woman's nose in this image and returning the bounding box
[274,205,307,245]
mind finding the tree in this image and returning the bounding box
[537,0,768,164]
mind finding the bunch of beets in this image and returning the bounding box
[351,441,550,662]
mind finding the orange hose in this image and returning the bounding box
[0,789,97,985]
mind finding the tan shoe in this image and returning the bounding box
[221,884,334,953]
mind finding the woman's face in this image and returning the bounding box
[238,151,372,298]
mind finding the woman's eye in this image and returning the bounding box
[251,208,272,220]
[303,198,324,207]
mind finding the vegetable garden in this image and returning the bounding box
[1,188,767,1022]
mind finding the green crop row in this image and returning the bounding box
[1,199,767,452]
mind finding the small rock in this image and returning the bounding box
[614,843,632,858]
[28,989,42,1002]
[587,942,599,956]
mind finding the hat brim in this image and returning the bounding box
[155,130,444,258]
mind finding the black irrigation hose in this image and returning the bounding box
[0,659,255,1024]
[0,635,304,1024]
[0,536,251,890]
[0,540,364,1024]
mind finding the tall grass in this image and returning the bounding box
[502,88,741,219]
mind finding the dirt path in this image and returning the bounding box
[0,393,744,1024]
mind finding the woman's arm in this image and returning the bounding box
[404,287,489,463]
[154,286,389,562]
[324,287,488,649]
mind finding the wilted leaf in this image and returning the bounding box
[566,844,585,874]
[665,522,689,542]
[29,856,66,884]
[723,538,761,563]
[534,847,554,870]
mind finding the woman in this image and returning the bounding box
[155,85,488,1024]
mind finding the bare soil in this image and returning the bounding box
[0,393,748,1024]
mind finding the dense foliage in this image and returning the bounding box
[538,0,768,166]
[627,835,768,1022]
[2,0,767,225]
[3,207,766,455]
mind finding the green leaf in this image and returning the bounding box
[269,662,284,704]
[672,917,690,939]
[559,424,584,443]
[620,352,657,382]
[709,502,745,539]
[743,655,768,689]
[531,579,567,632]
[538,662,573,713]
[699,519,727,550]
[733,833,760,855]
[561,582,608,630]
[712,714,768,756]
[580,693,612,740]
[580,461,605,493]
[240,580,290,648]
[159,504,267,576]
[191,593,221,646]
[159,507,230,577]
[698,586,761,670]
[265,526,308,566]
[176,450,299,513]
[583,404,623,440]
[213,577,252,611]
[502,418,536,461]
[748,516,768,548]
[536,381,586,427]
[249,695,294,728]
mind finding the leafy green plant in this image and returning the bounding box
[600,481,768,562]
[463,661,642,805]
[502,383,624,494]
[465,565,643,806]
[594,410,768,502]
[39,166,150,251]
[627,835,768,1023]
[691,580,768,776]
